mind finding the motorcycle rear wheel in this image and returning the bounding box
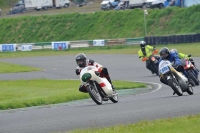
[188,70,199,85]
[87,85,103,105]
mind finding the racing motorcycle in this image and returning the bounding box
[141,50,160,75]
[80,66,118,105]
[159,60,193,96]
[181,58,199,86]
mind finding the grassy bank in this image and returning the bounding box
[69,114,200,133]
[0,5,200,44]
[0,79,146,110]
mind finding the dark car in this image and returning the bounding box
[10,2,26,14]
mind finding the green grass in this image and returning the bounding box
[69,114,200,133]
[0,5,200,44]
[0,62,41,73]
[0,79,146,110]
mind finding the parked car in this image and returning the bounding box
[101,0,120,10]
[147,0,166,8]
[10,1,26,14]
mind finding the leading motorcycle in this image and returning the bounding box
[80,66,118,105]
[159,60,193,96]
[141,50,160,75]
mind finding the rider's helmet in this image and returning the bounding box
[140,41,146,48]
[159,47,170,59]
[170,49,178,54]
[75,53,87,68]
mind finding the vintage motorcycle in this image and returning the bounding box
[159,60,193,96]
[140,50,160,75]
[181,58,199,86]
[80,66,118,105]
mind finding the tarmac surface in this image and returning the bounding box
[0,54,200,133]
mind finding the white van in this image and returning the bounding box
[129,0,165,9]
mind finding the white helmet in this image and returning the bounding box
[140,41,146,47]
[170,49,178,54]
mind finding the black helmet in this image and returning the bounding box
[159,47,170,59]
[140,41,146,47]
[75,53,86,67]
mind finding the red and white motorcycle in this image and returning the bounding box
[80,66,118,105]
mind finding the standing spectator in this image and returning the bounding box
[180,0,184,7]
[169,0,175,6]
[0,8,1,16]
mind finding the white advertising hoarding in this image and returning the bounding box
[0,44,16,52]
[93,40,105,46]
[51,41,69,50]
[21,45,32,51]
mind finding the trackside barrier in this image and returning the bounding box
[126,37,144,45]
[2,33,200,52]
[144,33,200,45]
[70,40,90,48]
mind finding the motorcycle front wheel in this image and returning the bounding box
[87,84,103,105]
[167,75,183,96]
[186,85,194,95]
[109,91,119,103]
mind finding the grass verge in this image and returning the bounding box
[69,114,200,133]
[0,62,41,73]
[0,79,146,110]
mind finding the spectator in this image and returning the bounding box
[169,0,175,6]
[0,8,1,16]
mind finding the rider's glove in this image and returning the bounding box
[95,71,100,76]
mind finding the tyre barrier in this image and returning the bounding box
[145,33,200,45]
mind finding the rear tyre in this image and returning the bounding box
[142,4,147,9]
[188,70,199,85]
[64,4,69,8]
[87,84,103,105]
[158,3,164,9]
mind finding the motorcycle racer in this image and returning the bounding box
[138,41,159,74]
[75,53,115,96]
[159,47,192,86]
[170,48,199,80]
[170,49,197,67]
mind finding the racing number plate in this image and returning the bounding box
[160,65,170,74]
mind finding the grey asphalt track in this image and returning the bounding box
[0,54,200,133]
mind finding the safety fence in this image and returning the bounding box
[1,33,200,52]
[144,33,200,45]
[0,37,144,52]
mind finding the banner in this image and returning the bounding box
[51,41,69,50]
[93,40,105,46]
[21,45,32,51]
[0,44,16,52]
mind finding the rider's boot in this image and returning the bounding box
[79,85,88,93]
[107,77,115,91]
[151,71,155,74]
[102,97,109,101]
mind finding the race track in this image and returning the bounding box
[0,54,200,133]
